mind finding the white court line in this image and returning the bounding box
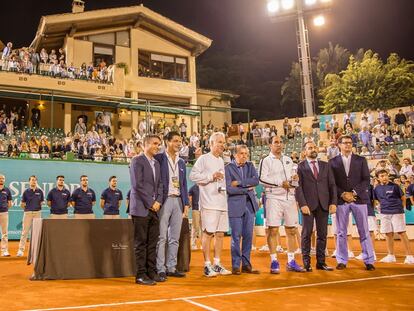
[21,273,414,311]
[182,299,219,311]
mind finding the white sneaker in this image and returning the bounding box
[1,250,10,257]
[331,250,337,258]
[404,255,414,264]
[251,246,257,251]
[355,253,364,260]
[276,245,284,253]
[16,250,24,257]
[379,254,397,263]
[212,263,232,275]
[294,248,302,255]
[348,251,355,258]
[203,264,218,277]
[259,244,269,252]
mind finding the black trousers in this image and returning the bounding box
[301,206,329,266]
[132,211,159,278]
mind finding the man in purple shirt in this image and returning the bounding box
[0,174,12,257]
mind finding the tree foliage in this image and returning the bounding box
[320,51,414,113]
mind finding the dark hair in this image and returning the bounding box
[143,134,161,145]
[165,131,181,142]
[109,175,117,181]
[235,144,248,154]
[337,135,352,143]
[56,175,65,180]
[80,175,88,180]
[29,175,37,181]
[375,169,388,177]
[302,141,316,150]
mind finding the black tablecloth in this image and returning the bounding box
[28,219,135,280]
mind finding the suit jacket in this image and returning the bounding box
[129,153,163,217]
[154,152,189,209]
[295,160,337,211]
[225,161,259,217]
[328,154,370,205]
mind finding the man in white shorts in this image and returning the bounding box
[258,136,305,273]
[190,132,232,277]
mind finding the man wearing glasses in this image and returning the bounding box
[329,135,375,271]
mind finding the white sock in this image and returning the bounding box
[270,253,277,261]
[205,261,211,266]
[287,252,295,262]
[213,258,220,265]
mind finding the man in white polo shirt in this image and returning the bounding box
[190,132,231,277]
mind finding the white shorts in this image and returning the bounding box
[368,216,377,232]
[201,209,229,233]
[331,213,353,235]
[380,214,406,234]
[265,197,298,227]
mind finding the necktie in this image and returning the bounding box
[311,161,318,179]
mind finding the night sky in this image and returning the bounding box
[1,0,413,116]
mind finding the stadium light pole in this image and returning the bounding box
[267,0,332,117]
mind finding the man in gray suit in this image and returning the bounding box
[129,135,163,286]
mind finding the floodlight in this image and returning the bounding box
[305,0,317,6]
[281,0,295,10]
[267,0,280,14]
[313,15,326,26]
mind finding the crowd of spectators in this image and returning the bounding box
[0,42,113,83]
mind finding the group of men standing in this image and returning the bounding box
[128,131,377,287]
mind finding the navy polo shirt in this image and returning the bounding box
[22,188,44,212]
[71,187,96,214]
[367,185,375,217]
[189,185,200,211]
[0,187,12,213]
[126,190,131,214]
[373,182,404,215]
[405,184,414,198]
[47,187,71,215]
[101,187,123,215]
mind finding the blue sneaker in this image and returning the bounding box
[287,260,306,272]
[270,260,280,274]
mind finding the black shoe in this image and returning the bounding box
[167,270,186,278]
[232,268,241,275]
[151,272,167,282]
[304,265,313,272]
[135,275,156,286]
[336,263,347,270]
[316,263,334,271]
[365,264,376,271]
[241,265,260,274]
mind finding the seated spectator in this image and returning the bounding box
[371,144,385,160]
[40,48,48,64]
[387,149,401,172]
[400,158,413,178]
[327,140,339,160]
[29,136,40,159]
[293,117,302,136]
[7,138,19,157]
[291,151,300,164]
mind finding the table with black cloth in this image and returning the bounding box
[28,219,136,280]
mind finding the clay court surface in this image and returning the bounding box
[1,238,413,311]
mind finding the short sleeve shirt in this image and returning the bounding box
[0,187,12,213]
[188,185,200,211]
[22,188,44,212]
[71,188,96,214]
[47,187,71,215]
[101,188,123,215]
[373,183,404,214]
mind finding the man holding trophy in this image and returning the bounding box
[258,136,305,274]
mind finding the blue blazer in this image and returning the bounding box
[155,152,189,209]
[129,154,163,217]
[328,154,370,205]
[225,161,259,217]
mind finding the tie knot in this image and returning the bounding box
[311,161,316,165]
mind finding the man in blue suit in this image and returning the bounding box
[155,131,189,281]
[129,134,163,286]
[225,145,260,275]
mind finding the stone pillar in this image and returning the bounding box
[64,103,72,134]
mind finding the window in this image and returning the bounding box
[116,31,130,47]
[138,50,189,82]
[93,45,114,66]
[89,33,115,45]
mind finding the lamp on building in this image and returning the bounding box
[72,0,85,14]
[266,0,333,117]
